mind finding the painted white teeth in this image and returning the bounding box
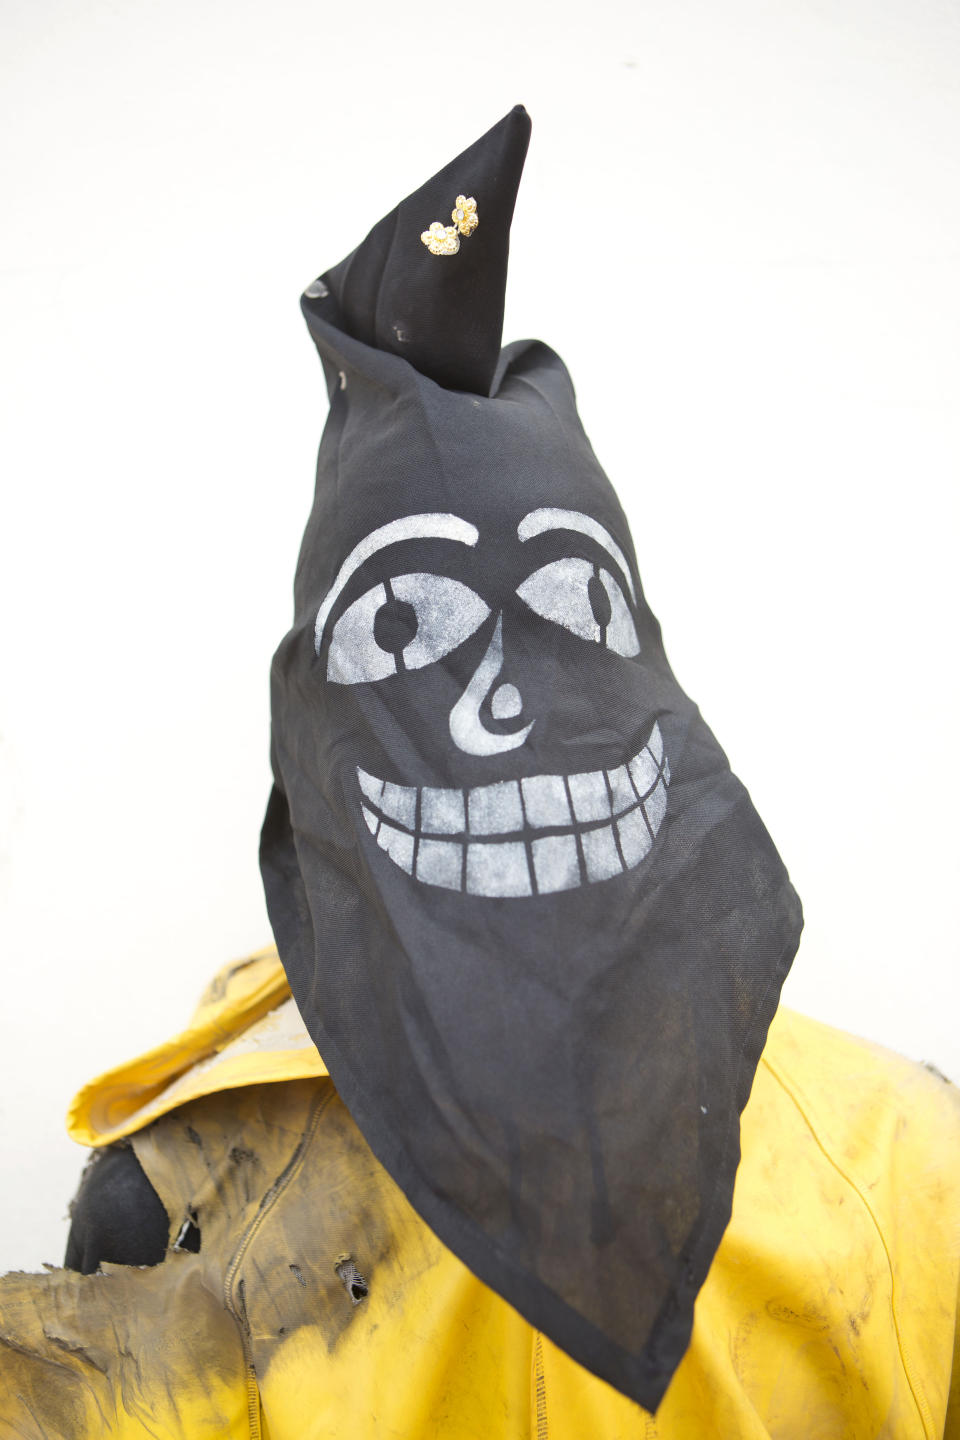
[531,833,580,894]
[467,841,531,898]
[421,786,465,834]
[359,723,670,896]
[358,769,385,805]
[644,779,668,834]
[629,747,658,797]
[520,773,572,827]
[361,805,379,836]
[468,779,523,835]
[567,769,611,823]
[581,823,622,882]
[617,806,653,868]
[380,781,416,829]
[606,764,636,816]
[376,820,414,874]
[416,838,462,890]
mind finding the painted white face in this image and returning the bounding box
[315,508,669,898]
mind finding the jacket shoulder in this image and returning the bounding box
[746,1007,960,1436]
[763,1006,960,1149]
[67,946,326,1148]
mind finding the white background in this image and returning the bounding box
[2,0,958,1274]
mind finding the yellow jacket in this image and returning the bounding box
[1,946,958,1439]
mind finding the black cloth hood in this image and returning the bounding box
[262,107,803,1413]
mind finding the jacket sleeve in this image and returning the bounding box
[0,1256,252,1438]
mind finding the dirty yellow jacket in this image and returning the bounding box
[1,946,959,1439]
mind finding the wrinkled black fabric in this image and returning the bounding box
[261,108,803,1411]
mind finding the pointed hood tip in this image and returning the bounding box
[306,108,533,398]
[500,102,532,144]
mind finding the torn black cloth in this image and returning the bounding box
[260,106,803,1411]
[65,1144,171,1275]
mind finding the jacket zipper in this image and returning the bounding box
[224,1227,264,1439]
[223,1086,333,1440]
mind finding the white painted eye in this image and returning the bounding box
[326,573,491,684]
[516,558,640,657]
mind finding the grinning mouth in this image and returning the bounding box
[357,722,670,898]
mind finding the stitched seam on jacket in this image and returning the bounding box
[223,1085,335,1439]
[759,1054,933,1440]
[534,1331,548,1439]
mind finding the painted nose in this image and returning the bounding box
[449,614,534,756]
[491,682,522,719]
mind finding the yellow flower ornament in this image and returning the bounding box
[420,221,461,256]
[452,195,478,236]
[420,195,479,256]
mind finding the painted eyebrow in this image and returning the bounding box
[517,508,636,603]
[314,512,480,652]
